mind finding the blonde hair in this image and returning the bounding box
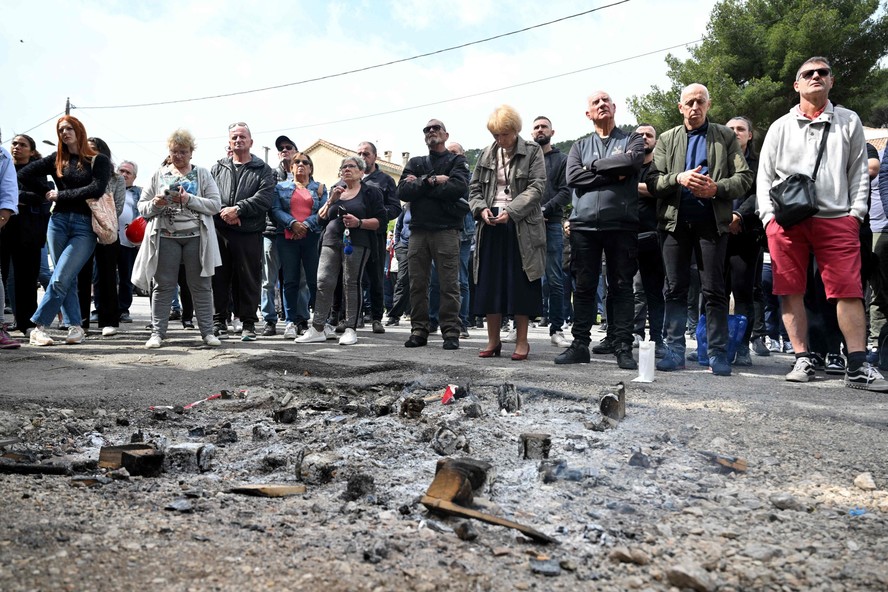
[486,105,522,135]
[168,129,196,152]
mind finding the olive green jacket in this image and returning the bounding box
[645,120,753,234]
[468,137,547,282]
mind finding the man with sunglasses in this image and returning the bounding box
[757,57,888,390]
[356,141,398,335]
[397,119,470,350]
[211,122,276,341]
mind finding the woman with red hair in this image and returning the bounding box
[17,115,111,346]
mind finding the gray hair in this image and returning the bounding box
[341,155,366,172]
[119,160,138,176]
[680,83,710,102]
[796,56,832,80]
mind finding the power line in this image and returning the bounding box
[78,0,630,110]
[0,112,65,146]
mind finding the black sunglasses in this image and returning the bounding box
[423,124,443,134]
[799,68,831,80]
[292,159,312,166]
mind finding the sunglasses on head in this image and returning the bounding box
[799,68,831,80]
[423,124,443,134]
[228,121,249,129]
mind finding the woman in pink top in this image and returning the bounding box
[271,152,327,340]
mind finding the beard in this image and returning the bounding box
[644,147,654,155]
[535,135,551,146]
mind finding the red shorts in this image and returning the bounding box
[766,216,862,299]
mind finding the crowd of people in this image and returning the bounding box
[2,55,887,391]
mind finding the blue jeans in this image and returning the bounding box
[543,221,565,334]
[261,235,282,323]
[33,212,96,328]
[277,233,319,324]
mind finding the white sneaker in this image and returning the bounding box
[324,324,337,340]
[550,331,572,348]
[767,336,781,353]
[145,334,163,349]
[503,329,517,343]
[66,326,85,345]
[339,328,357,346]
[203,334,221,347]
[295,326,326,343]
[786,357,815,382]
[632,334,642,348]
[102,326,118,337]
[29,325,54,346]
[232,317,242,333]
[283,322,297,340]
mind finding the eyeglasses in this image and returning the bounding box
[799,68,831,80]
[170,150,190,157]
[293,159,312,166]
[340,163,358,170]
[228,121,250,129]
[279,145,295,152]
[423,125,443,134]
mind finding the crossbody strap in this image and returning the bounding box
[811,122,831,180]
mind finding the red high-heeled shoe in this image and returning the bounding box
[479,342,502,358]
[511,345,530,361]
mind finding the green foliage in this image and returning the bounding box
[628,0,888,139]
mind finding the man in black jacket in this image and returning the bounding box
[397,119,470,350]
[555,92,645,369]
[211,123,276,341]
[532,116,571,348]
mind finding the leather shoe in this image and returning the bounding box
[615,348,637,370]
[404,335,428,348]
[554,342,590,365]
[479,343,502,358]
[443,337,459,350]
[511,345,530,361]
[372,320,385,334]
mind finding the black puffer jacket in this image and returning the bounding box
[211,154,276,234]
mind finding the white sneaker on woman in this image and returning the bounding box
[295,326,326,343]
[283,322,297,340]
[339,328,357,346]
[66,326,85,345]
[145,334,163,349]
[203,334,221,347]
[102,326,118,337]
[29,326,54,346]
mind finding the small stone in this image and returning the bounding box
[115,417,130,427]
[609,546,634,563]
[628,451,651,468]
[215,428,238,444]
[462,397,483,418]
[165,498,193,513]
[164,443,215,473]
[529,558,561,577]
[273,407,299,424]
[769,492,803,511]
[854,472,877,491]
[262,453,288,470]
[454,521,478,541]
[742,544,782,561]
[399,397,426,419]
[666,564,715,592]
[252,424,276,442]
[300,452,338,485]
[373,395,397,417]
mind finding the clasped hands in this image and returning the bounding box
[678,166,717,198]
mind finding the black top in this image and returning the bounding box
[397,149,470,231]
[321,182,386,248]
[15,161,53,215]
[18,153,111,216]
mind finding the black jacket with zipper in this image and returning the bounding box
[211,154,276,234]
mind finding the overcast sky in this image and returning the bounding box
[1,0,717,179]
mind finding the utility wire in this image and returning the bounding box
[1,112,65,145]
[79,0,630,110]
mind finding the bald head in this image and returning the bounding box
[446,142,465,155]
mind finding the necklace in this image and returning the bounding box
[499,148,512,195]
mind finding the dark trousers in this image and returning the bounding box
[117,245,139,316]
[726,233,761,347]
[80,240,121,329]
[408,229,460,338]
[213,227,262,325]
[633,231,665,342]
[662,220,729,356]
[570,230,637,348]
[1,210,48,331]
[362,231,386,321]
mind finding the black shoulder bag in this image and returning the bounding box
[769,122,829,228]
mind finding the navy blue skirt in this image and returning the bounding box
[472,220,542,316]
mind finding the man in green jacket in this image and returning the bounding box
[646,84,753,376]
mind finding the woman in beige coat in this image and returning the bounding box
[468,105,547,360]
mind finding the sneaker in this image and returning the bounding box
[782,340,795,354]
[297,321,308,336]
[339,328,358,345]
[459,325,471,339]
[751,336,770,357]
[101,326,118,337]
[825,354,846,376]
[335,320,347,334]
[262,322,276,337]
[405,334,428,348]
[182,319,195,329]
[203,334,222,347]
[732,347,752,367]
[214,323,229,340]
[591,337,615,355]
[385,317,400,327]
[502,329,517,343]
[615,348,637,370]
[324,324,337,340]
[241,323,257,342]
[283,322,297,340]
[656,349,686,372]
[554,342,590,365]
[232,317,243,333]
[810,352,826,372]
[845,362,888,391]
[65,326,85,345]
[0,326,21,349]
[632,334,642,348]
[295,326,326,343]
[145,334,162,349]
[538,317,549,327]
[29,325,54,346]
[443,337,459,350]
[654,340,669,359]
[550,331,572,348]
[767,336,781,353]
[372,321,385,334]
[119,312,133,323]
[709,353,732,376]
[786,357,815,382]
[169,310,182,321]
[89,311,99,323]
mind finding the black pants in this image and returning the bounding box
[213,227,262,325]
[633,231,665,342]
[361,231,386,322]
[0,209,48,331]
[725,232,761,347]
[388,243,410,319]
[79,240,121,329]
[662,220,729,356]
[570,230,637,348]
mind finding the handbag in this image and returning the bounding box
[87,190,119,244]
[769,122,830,229]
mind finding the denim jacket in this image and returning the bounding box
[271,179,328,235]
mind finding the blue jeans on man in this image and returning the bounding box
[543,220,565,334]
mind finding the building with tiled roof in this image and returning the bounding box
[303,139,406,188]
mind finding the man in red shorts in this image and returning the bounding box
[757,56,888,391]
